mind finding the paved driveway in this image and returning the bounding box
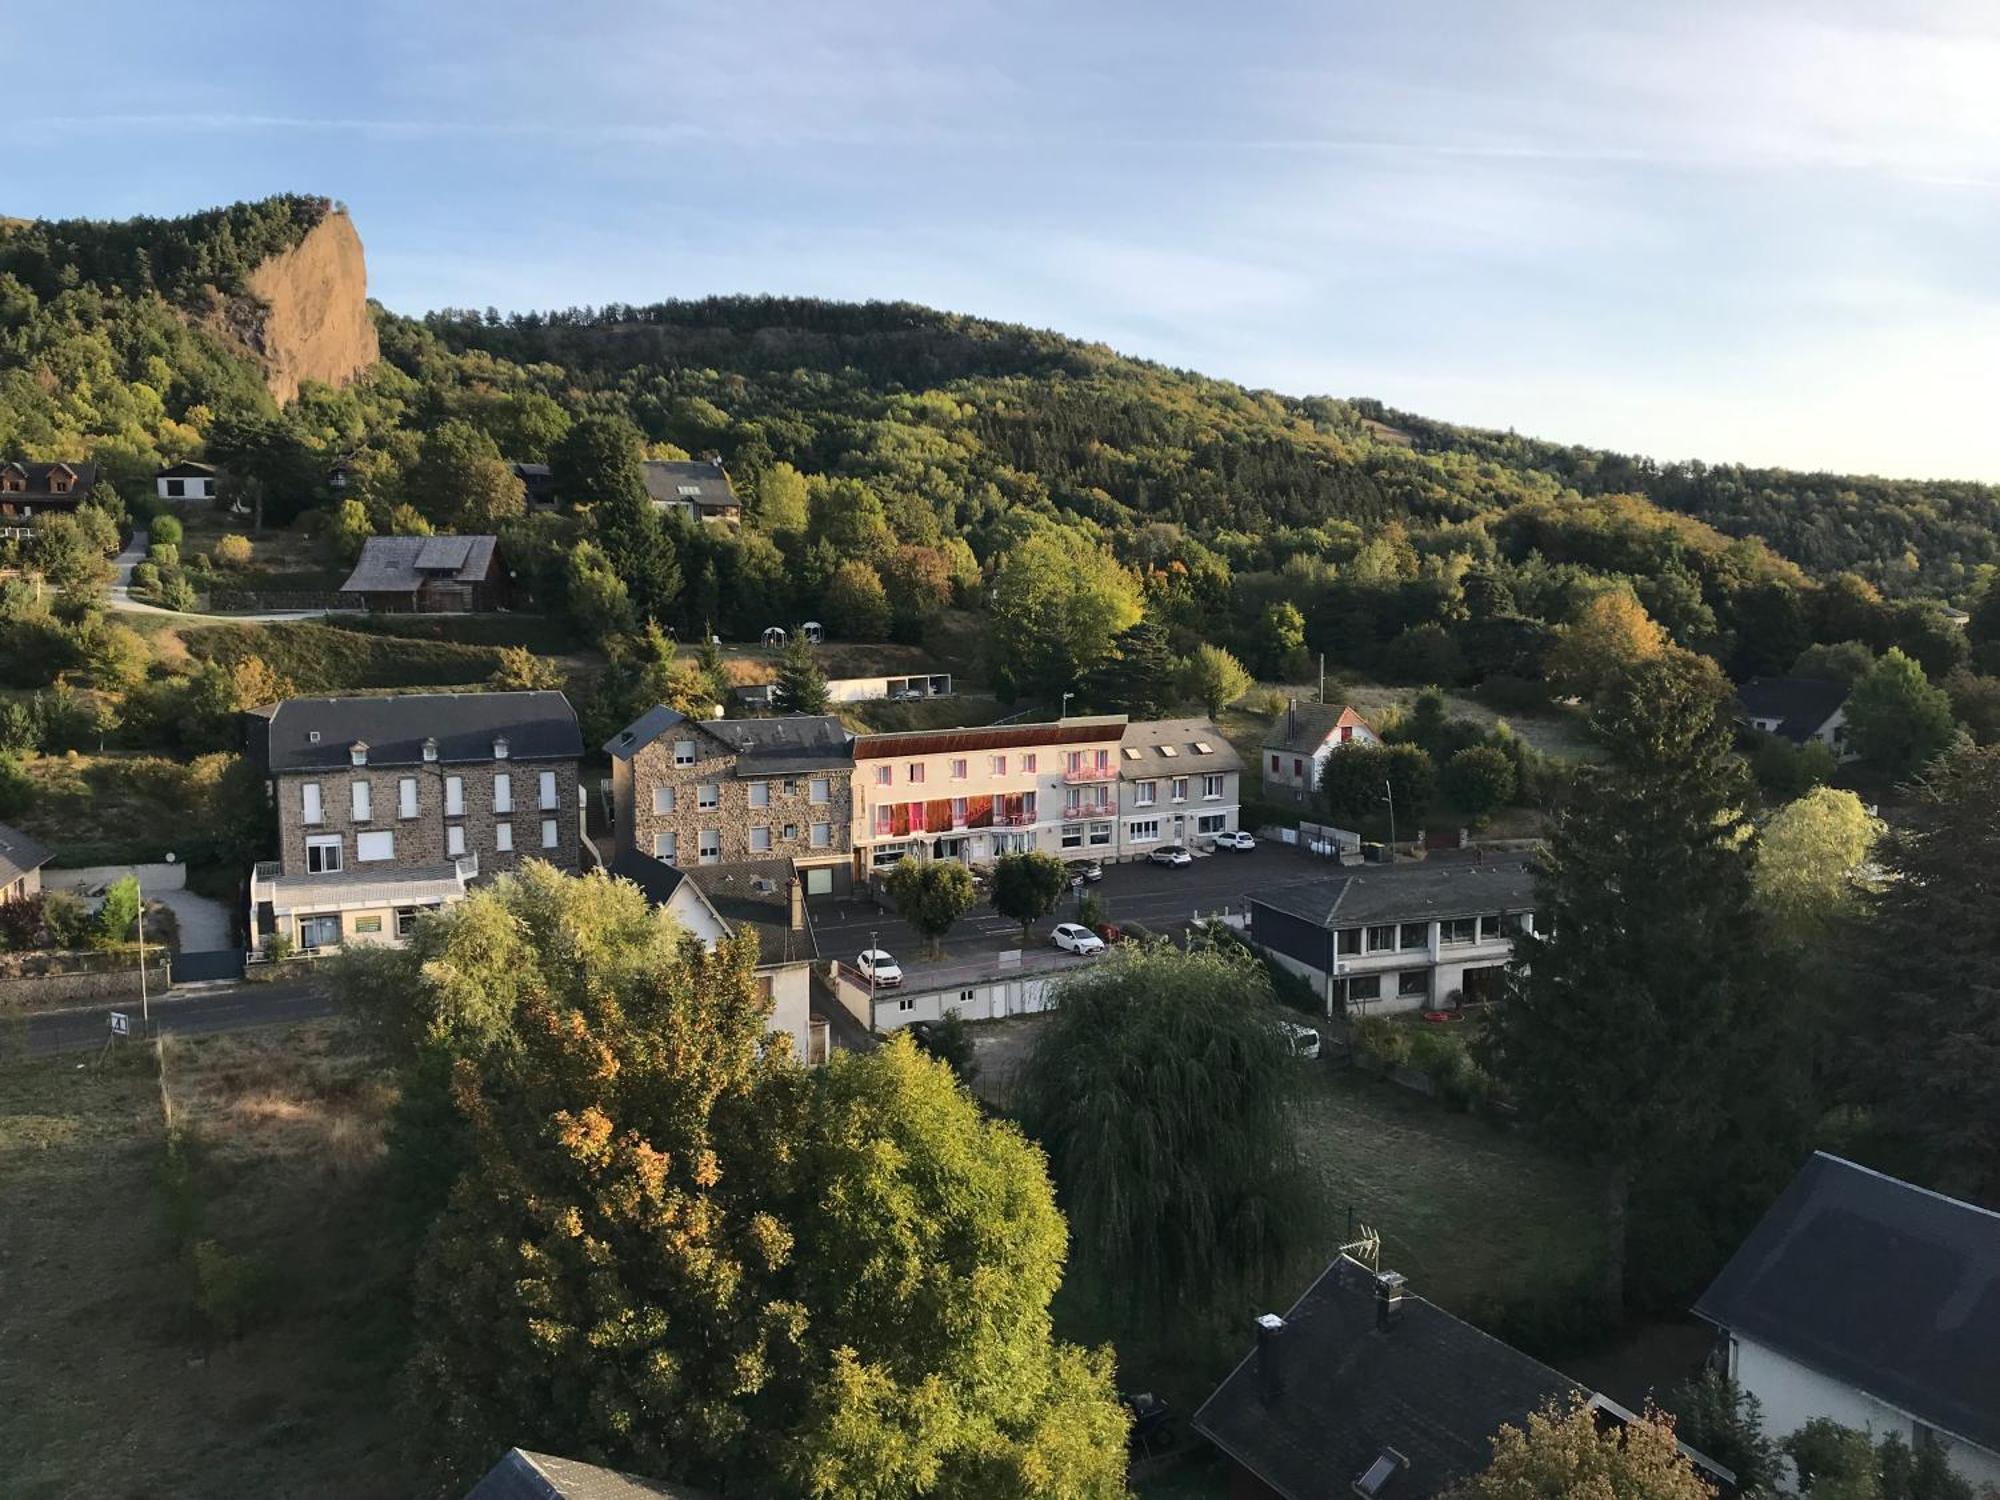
[44,862,233,950]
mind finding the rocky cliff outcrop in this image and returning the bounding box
[225,209,378,404]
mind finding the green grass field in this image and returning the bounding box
[0,1024,408,1498]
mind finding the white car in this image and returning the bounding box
[1276,1021,1322,1060]
[857,949,904,988]
[1051,923,1106,955]
[1212,830,1257,851]
[1147,844,1194,867]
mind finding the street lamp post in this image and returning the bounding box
[1060,691,1073,720]
[1383,780,1397,860]
[135,851,176,1034]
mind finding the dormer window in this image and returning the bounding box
[493,736,510,760]
[349,741,368,766]
[422,738,439,763]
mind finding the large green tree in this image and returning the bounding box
[1844,647,1957,779]
[1753,788,1880,953]
[1085,617,1178,719]
[1180,643,1252,719]
[772,636,830,715]
[989,851,1069,942]
[989,525,1143,700]
[885,858,976,957]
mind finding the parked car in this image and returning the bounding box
[1051,922,1106,955]
[1066,857,1104,883]
[856,949,904,988]
[1212,830,1257,851]
[1147,844,1193,867]
[891,688,924,702]
[1276,1020,1322,1060]
[1122,1391,1178,1457]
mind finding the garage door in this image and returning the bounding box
[805,867,833,896]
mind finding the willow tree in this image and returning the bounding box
[1016,941,1316,1313]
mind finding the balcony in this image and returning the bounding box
[1062,765,1118,785]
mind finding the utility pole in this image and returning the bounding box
[136,871,149,1035]
[1319,653,1326,704]
[1383,778,1397,859]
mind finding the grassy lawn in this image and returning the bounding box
[0,1023,409,1498]
[1219,678,1598,775]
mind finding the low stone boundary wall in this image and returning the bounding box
[0,959,174,1012]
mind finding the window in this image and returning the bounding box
[354,914,383,935]
[811,822,831,848]
[1345,974,1382,1003]
[356,831,394,863]
[1366,924,1397,953]
[809,777,830,804]
[782,823,797,840]
[1270,753,1281,774]
[1196,813,1226,834]
[699,829,721,864]
[1023,754,1037,773]
[654,831,678,863]
[1122,745,1142,760]
[1129,819,1160,843]
[395,908,419,939]
[874,806,894,836]
[299,914,342,950]
[445,776,464,816]
[750,825,772,853]
[907,763,926,784]
[1089,822,1113,846]
[1065,750,1082,774]
[1400,922,1429,950]
[306,835,342,873]
[1171,777,1188,802]
[652,785,676,815]
[1512,912,1534,935]
[697,782,720,809]
[1441,918,1477,945]
[1293,757,1305,777]
[165,478,184,498]
[349,743,367,767]
[492,736,509,760]
[1194,740,1214,755]
[495,822,513,852]
[1479,914,1504,940]
[945,758,965,780]
[351,780,372,821]
[749,781,770,809]
[399,777,418,819]
[539,771,557,810]
[1136,780,1157,807]
[952,797,968,825]
[1060,824,1084,849]
[1337,927,1363,955]
[422,738,438,762]
[673,739,696,766]
[990,754,1007,776]
[1156,745,1176,760]
[301,782,323,825]
[447,825,466,858]
[1398,971,1430,1000]
[875,765,892,786]
[541,818,558,850]
[1202,774,1224,800]
[483,772,507,814]
[897,997,914,1013]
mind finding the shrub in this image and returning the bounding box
[0,754,30,818]
[131,561,162,595]
[150,514,184,547]
[42,889,92,949]
[1350,1015,1410,1067]
[212,533,254,567]
[192,1237,273,1338]
[158,574,198,612]
[147,542,180,570]
[1442,745,1518,822]
[0,892,46,951]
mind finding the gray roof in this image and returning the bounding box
[611,849,818,967]
[606,707,852,777]
[0,820,53,888]
[0,460,98,503]
[1736,676,1849,744]
[1119,717,1242,779]
[339,534,497,594]
[1263,701,1373,755]
[266,691,582,773]
[465,1448,711,1500]
[1694,1153,2000,1456]
[642,460,738,512]
[1252,858,1536,929]
[1194,1256,1581,1500]
[260,861,469,916]
[156,460,217,478]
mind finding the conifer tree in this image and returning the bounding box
[1085,617,1178,719]
[772,635,830,715]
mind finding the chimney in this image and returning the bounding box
[1374,1271,1406,1331]
[1254,1312,1286,1404]
[1287,697,1298,741]
[788,875,805,933]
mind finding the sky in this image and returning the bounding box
[6,0,1999,481]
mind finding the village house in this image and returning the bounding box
[0,460,98,540]
[251,691,583,953]
[1116,717,1242,858]
[1695,1153,2000,1492]
[0,820,52,905]
[606,707,856,896]
[509,461,559,510]
[154,460,218,504]
[1248,857,1534,1014]
[1736,676,1853,757]
[338,534,507,613]
[643,459,740,523]
[1260,700,1379,803]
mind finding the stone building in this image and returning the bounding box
[606,707,855,897]
[253,690,583,952]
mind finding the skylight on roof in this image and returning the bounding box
[1354,1450,1406,1499]
[1194,740,1214,754]
[1159,744,1178,757]
[1122,746,1142,759]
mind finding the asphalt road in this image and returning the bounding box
[12,983,335,1058]
[810,842,1311,973]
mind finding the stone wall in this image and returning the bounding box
[0,958,173,1012]
[617,732,853,869]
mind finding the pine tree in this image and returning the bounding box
[1085,617,1178,718]
[772,635,830,715]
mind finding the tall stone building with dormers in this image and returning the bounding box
[607,707,855,897]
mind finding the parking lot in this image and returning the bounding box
[808,841,1317,979]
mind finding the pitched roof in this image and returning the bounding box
[1735,676,1849,744]
[1119,717,1243,778]
[854,715,1127,760]
[611,849,817,967]
[1252,857,1537,929]
[464,1447,712,1499]
[1194,1256,1580,1500]
[605,708,853,776]
[338,534,498,593]
[1694,1153,2000,1456]
[155,460,217,478]
[642,459,738,512]
[0,460,98,503]
[1263,702,1374,754]
[0,820,53,888]
[265,692,582,772]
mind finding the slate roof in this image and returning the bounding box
[642,459,738,512]
[156,460,217,478]
[339,534,498,594]
[854,716,1128,760]
[1735,676,1849,744]
[265,692,582,772]
[465,1447,712,1500]
[605,707,853,777]
[1262,702,1374,755]
[1119,717,1243,779]
[1694,1152,2000,1456]
[0,820,53,889]
[0,460,98,504]
[1252,858,1537,930]
[1195,1256,1580,1500]
[509,462,558,506]
[611,849,818,967]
